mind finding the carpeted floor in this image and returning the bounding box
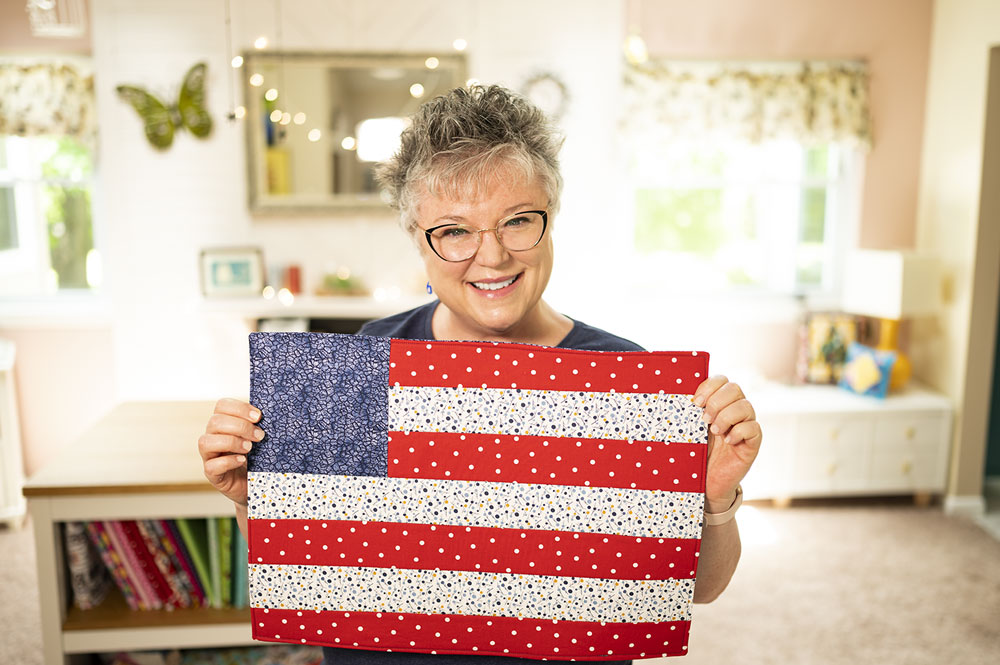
[2,502,999,665]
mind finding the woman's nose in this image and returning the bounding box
[473,228,510,265]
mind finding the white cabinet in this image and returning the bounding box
[743,382,952,502]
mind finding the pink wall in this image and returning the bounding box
[0,0,92,54]
[637,0,933,250]
[1,328,116,477]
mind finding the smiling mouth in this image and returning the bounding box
[470,274,521,291]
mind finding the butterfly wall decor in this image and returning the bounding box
[116,62,213,150]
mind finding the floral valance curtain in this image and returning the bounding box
[0,61,96,143]
[623,60,872,148]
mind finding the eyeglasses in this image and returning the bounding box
[423,210,548,262]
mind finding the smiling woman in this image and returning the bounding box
[198,83,764,665]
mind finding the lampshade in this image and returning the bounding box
[841,250,941,320]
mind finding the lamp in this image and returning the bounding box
[840,249,942,390]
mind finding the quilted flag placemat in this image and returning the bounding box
[247,332,710,660]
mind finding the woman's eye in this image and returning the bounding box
[439,226,469,238]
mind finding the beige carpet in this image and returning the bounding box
[2,502,999,665]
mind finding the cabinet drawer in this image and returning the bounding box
[873,413,947,451]
[796,414,873,453]
[870,449,945,491]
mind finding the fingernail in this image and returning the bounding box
[250,408,261,421]
[242,440,252,451]
[724,435,732,444]
[701,412,712,423]
[711,424,720,435]
[693,395,705,407]
[253,428,265,440]
[237,455,246,463]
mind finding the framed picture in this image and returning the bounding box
[200,247,265,297]
[796,311,859,384]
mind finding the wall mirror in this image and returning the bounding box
[243,52,467,214]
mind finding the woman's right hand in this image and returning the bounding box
[197,398,264,506]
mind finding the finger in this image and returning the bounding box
[693,375,728,407]
[703,382,746,421]
[722,420,763,449]
[206,412,265,441]
[707,398,756,438]
[214,397,262,423]
[203,453,247,479]
[198,433,252,461]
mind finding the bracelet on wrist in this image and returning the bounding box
[704,485,742,526]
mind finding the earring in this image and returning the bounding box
[426,281,433,294]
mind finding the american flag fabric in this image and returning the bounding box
[247,332,710,660]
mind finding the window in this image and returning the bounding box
[631,138,860,294]
[621,60,871,298]
[0,133,99,296]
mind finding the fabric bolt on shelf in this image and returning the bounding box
[247,332,710,660]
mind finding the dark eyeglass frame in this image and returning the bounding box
[422,210,549,262]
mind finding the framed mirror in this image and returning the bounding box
[243,52,467,214]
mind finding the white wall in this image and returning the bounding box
[89,0,624,400]
[912,0,1000,500]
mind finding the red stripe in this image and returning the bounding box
[389,340,709,394]
[251,608,690,659]
[249,520,700,580]
[388,431,706,492]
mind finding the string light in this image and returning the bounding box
[231,55,243,68]
[409,83,425,98]
[341,136,357,150]
[254,36,268,49]
[424,56,440,70]
[452,38,467,51]
[308,129,322,142]
[264,88,278,101]
[293,112,306,125]
[249,73,264,87]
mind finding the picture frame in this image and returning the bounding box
[795,311,859,385]
[199,247,265,297]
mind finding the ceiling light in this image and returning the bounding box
[231,55,244,68]
[452,38,467,51]
[254,36,268,49]
[409,83,425,98]
[424,57,439,70]
[249,73,264,87]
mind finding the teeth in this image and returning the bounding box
[472,276,516,291]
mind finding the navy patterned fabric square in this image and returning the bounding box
[247,332,391,477]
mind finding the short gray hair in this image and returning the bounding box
[375,84,564,231]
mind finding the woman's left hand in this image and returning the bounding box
[693,376,762,513]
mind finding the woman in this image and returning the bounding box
[199,85,762,663]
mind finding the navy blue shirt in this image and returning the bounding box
[322,301,638,665]
[357,300,644,352]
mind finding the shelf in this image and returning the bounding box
[64,588,249,631]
